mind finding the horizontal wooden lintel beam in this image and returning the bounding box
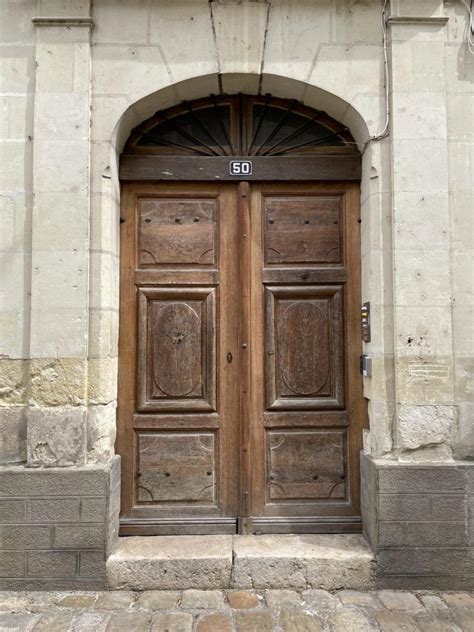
[120,155,362,182]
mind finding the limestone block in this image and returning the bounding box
[445,2,470,44]
[73,42,91,94]
[36,0,90,17]
[0,309,30,360]
[393,192,449,251]
[30,358,87,407]
[0,252,31,311]
[395,359,454,407]
[0,193,32,253]
[453,305,474,357]
[0,46,35,94]
[263,0,332,82]
[88,358,118,405]
[34,94,89,141]
[345,93,384,139]
[395,307,453,357]
[310,45,382,105]
[31,192,89,252]
[27,406,87,466]
[391,0,444,17]
[392,139,448,193]
[452,356,474,401]
[1,0,35,43]
[221,74,259,95]
[92,46,170,100]
[90,141,115,196]
[91,96,130,143]
[452,252,474,304]
[447,94,473,140]
[35,43,74,93]
[397,404,456,452]
[454,401,474,460]
[31,251,88,311]
[333,0,382,44]
[89,252,119,311]
[367,399,394,456]
[89,308,119,359]
[90,192,120,256]
[0,407,26,464]
[444,44,474,95]
[448,141,471,193]
[33,140,89,194]
[30,307,88,358]
[212,1,269,75]
[393,250,451,307]
[393,92,447,140]
[0,143,27,191]
[92,0,149,44]
[149,1,217,83]
[0,95,34,141]
[87,401,117,464]
[107,535,233,590]
[0,359,28,407]
[233,534,375,590]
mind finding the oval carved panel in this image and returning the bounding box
[279,301,329,395]
[152,302,202,397]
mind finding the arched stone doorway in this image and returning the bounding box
[117,94,366,536]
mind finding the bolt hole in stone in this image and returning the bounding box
[312,475,319,480]
[269,218,274,224]
[165,472,171,477]
[304,220,310,224]
[145,218,151,223]
[175,218,181,223]
[194,218,199,222]
[207,470,212,476]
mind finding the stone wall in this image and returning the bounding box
[361,453,474,589]
[0,457,120,590]
[0,0,473,588]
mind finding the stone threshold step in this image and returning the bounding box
[107,534,375,591]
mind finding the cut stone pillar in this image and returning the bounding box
[388,1,456,460]
[28,6,93,465]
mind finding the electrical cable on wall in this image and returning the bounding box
[460,0,474,53]
[364,0,391,150]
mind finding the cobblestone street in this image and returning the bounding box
[0,589,473,631]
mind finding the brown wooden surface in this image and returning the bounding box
[120,155,362,182]
[118,183,240,534]
[117,181,366,535]
[247,183,366,532]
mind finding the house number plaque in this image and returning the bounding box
[229,160,253,176]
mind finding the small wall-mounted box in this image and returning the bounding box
[360,354,372,378]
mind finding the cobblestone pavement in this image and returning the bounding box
[0,589,473,631]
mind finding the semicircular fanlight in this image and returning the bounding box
[125,94,357,157]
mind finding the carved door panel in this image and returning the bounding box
[245,183,365,533]
[118,184,240,534]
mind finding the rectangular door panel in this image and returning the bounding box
[137,432,217,505]
[264,196,342,265]
[266,430,347,502]
[138,197,217,267]
[137,287,216,412]
[265,285,344,410]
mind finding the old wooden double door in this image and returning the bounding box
[118,181,365,535]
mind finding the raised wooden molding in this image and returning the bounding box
[32,17,93,28]
[387,16,449,26]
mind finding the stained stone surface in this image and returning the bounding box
[0,589,472,631]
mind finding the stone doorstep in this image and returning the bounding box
[106,534,376,591]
